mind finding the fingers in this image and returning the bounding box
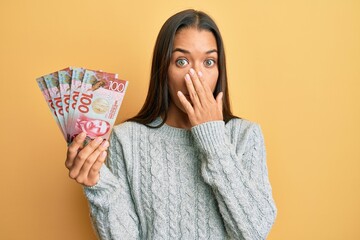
[87,151,107,185]
[184,73,201,106]
[197,70,217,101]
[68,137,107,180]
[66,132,86,169]
[188,68,207,105]
[177,90,194,115]
[216,92,224,113]
[75,140,109,185]
[179,68,223,126]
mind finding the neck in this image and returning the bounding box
[164,103,192,129]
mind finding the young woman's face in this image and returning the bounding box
[167,27,219,113]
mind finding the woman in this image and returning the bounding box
[66,9,277,239]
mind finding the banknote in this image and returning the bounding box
[78,69,118,96]
[67,73,128,143]
[36,77,66,139]
[43,72,67,137]
[68,67,85,122]
[58,67,72,133]
[37,67,127,144]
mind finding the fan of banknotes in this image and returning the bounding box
[36,67,128,144]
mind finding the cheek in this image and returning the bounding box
[168,66,186,92]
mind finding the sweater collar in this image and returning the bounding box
[149,117,194,143]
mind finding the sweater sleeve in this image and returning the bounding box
[191,120,277,240]
[82,129,140,239]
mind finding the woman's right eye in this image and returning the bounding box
[175,59,189,67]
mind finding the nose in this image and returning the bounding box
[192,62,203,75]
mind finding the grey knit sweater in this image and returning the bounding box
[83,117,277,239]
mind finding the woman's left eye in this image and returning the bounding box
[204,59,216,67]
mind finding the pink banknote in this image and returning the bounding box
[68,67,85,122]
[43,72,67,138]
[67,70,126,143]
[58,67,72,133]
[36,77,66,139]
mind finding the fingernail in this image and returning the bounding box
[185,74,190,81]
[189,68,195,75]
[100,151,107,158]
[79,132,87,139]
[101,140,109,148]
[198,71,203,77]
[95,137,103,144]
[177,91,183,97]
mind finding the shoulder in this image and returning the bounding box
[113,120,136,132]
[109,121,149,145]
[112,120,148,135]
[225,117,262,136]
[225,117,264,147]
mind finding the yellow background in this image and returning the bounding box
[0,0,359,239]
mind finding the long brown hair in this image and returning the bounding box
[128,9,238,127]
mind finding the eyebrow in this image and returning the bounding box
[172,48,218,54]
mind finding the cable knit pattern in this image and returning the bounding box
[165,142,180,239]
[83,117,277,240]
[139,125,152,238]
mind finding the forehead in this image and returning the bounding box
[173,28,217,51]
